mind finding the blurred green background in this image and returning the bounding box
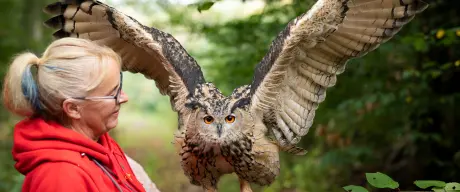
[0,0,459,191]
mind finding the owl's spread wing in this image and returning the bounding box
[43,0,205,112]
[249,0,428,151]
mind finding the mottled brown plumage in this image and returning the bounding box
[43,0,428,191]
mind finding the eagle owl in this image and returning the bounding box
[43,0,428,191]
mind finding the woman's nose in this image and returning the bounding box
[118,90,129,104]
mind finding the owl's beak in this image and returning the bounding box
[216,123,223,137]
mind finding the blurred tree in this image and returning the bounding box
[0,0,55,191]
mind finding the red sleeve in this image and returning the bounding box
[22,162,97,192]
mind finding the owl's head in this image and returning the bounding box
[185,83,251,142]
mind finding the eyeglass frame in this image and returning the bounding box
[71,72,124,105]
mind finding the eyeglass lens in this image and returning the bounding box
[115,72,123,105]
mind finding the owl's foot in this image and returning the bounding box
[203,186,217,192]
[238,177,253,192]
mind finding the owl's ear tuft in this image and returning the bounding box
[230,97,251,113]
[185,100,205,110]
[184,101,199,110]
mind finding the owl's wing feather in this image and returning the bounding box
[249,0,428,152]
[43,0,205,112]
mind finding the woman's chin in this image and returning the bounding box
[107,112,120,128]
[106,119,119,130]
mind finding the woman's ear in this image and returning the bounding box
[62,99,81,120]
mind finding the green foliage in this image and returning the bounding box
[345,172,460,192]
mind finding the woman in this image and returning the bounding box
[2,37,159,192]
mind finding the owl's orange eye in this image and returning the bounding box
[203,116,214,124]
[225,115,236,123]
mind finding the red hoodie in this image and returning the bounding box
[12,117,147,192]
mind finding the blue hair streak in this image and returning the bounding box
[44,65,65,70]
[21,64,42,111]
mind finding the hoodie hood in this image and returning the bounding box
[12,117,113,175]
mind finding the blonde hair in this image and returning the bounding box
[2,37,122,121]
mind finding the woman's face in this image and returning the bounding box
[76,59,128,138]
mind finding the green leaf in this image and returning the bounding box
[343,185,369,192]
[431,70,442,79]
[445,182,460,191]
[422,61,437,69]
[197,1,215,13]
[440,63,453,70]
[433,187,446,192]
[365,172,399,189]
[414,180,446,189]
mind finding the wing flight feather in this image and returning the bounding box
[249,0,428,153]
[43,0,205,112]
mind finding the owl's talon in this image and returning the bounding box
[239,177,253,192]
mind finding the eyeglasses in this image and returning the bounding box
[72,72,124,105]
